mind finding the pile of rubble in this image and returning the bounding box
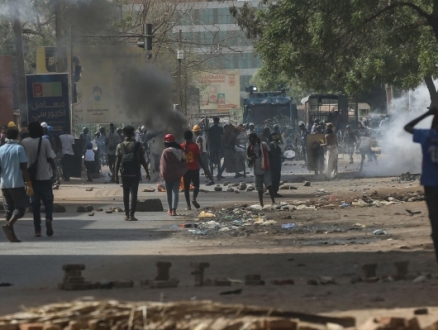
[0,298,358,330]
[2,298,437,330]
[394,172,421,183]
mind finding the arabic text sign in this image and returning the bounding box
[195,70,240,114]
[26,74,71,135]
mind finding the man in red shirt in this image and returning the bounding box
[181,130,213,210]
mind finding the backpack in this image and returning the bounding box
[120,142,141,177]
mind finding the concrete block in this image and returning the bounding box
[136,199,164,212]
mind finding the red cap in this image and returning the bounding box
[164,134,175,142]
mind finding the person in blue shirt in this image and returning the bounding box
[0,127,31,242]
[405,107,438,263]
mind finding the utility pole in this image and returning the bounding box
[55,0,63,72]
[12,4,27,126]
[177,29,183,115]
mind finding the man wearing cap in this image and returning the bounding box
[193,125,213,185]
[207,117,224,179]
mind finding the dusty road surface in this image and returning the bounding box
[1,156,437,326]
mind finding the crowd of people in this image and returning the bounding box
[0,114,381,242]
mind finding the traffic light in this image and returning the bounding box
[137,24,153,51]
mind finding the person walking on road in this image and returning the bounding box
[324,123,338,179]
[59,131,75,181]
[343,125,358,164]
[181,130,213,211]
[247,133,276,207]
[358,131,377,172]
[0,127,32,242]
[207,117,223,180]
[160,134,187,216]
[22,122,57,238]
[115,125,151,221]
[106,123,121,182]
[405,107,438,264]
[193,125,213,185]
[299,122,309,164]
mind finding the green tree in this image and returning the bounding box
[228,0,438,106]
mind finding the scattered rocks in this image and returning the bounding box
[136,199,164,212]
[279,185,298,190]
[52,204,66,213]
[85,187,93,192]
[88,212,94,217]
[414,308,428,315]
[142,187,155,192]
[237,182,247,191]
[413,275,427,283]
[223,182,230,186]
[303,181,311,187]
[76,206,87,213]
[319,276,336,285]
[85,205,94,212]
[214,186,223,192]
[246,185,255,192]
[226,187,234,193]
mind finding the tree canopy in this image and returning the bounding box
[229,0,438,106]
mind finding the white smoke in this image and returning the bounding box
[362,82,433,176]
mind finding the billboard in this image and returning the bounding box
[0,56,14,126]
[195,70,240,114]
[26,73,71,135]
[71,46,146,124]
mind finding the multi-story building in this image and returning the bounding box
[125,0,262,92]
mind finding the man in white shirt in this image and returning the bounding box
[22,122,57,238]
[59,132,75,181]
[358,131,378,172]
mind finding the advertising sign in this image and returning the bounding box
[0,56,14,126]
[26,73,71,135]
[195,70,240,114]
[71,46,146,124]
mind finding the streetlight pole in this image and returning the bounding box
[12,3,27,126]
[177,29,185,115]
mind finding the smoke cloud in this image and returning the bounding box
[120,65,187,138]
[362,82,433,176]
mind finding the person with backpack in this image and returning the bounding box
[106,123,121,182]
[22,122,57,237]
[114,125,151,221]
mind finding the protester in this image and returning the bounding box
[106,123,121,182]
[343,125,358,164]
[269,133,283,197]
[404,107,438,263]
[22,122,57,237]
[193,125,211,182]
[299,122,309,164]
[218,124,237,179]
[79,127,90,155]
[115,125,150,221]
[358,131,377,171]
[259,127,271,143]
[235,124,247,178]
[247,133,276,207]
[324,123,338,179]
[160,134,187,216]
[207,117,223,179]
[247,123,255,135]
[270,124,284,144]
[311,118,320,134]
[84,142,95,182]
[59,131,75,181]
[181,130,213,210]
[0,127,32,242]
